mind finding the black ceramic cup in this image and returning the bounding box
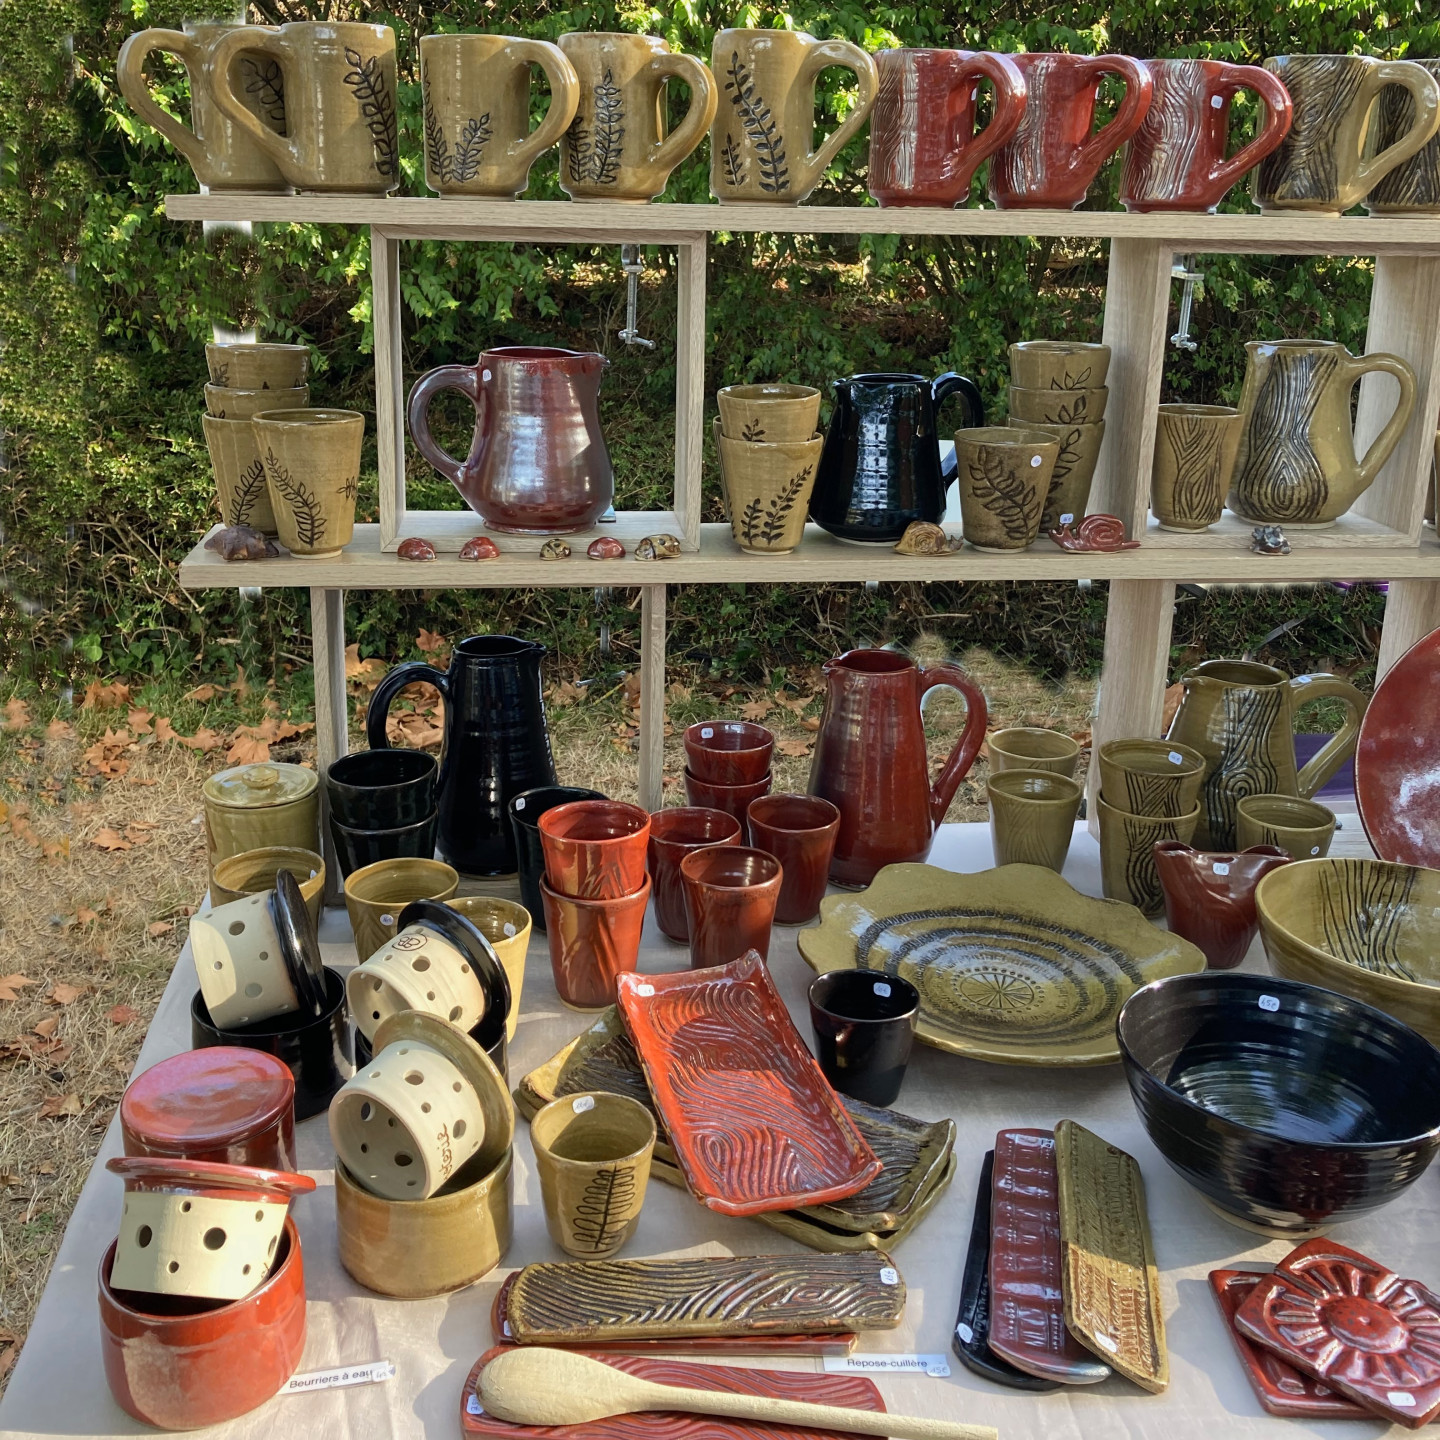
[329,811,438,878]
[808,970,920,1106]
[191,966,353,1120]
[508,785,605,932]
[325,748,438,829]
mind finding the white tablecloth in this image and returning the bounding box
[2,813,1422,1440]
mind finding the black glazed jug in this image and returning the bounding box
[366,635,557,875]
[811,372,984,542]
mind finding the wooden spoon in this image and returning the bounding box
[478,1347,998,1440]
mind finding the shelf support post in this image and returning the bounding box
[310,587,350,903]
[674,235,707,552]
[639,584,667,811]
[1378,579,1440,680]
[372,226,407,550]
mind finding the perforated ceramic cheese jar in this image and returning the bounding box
[329,1011,508,1201]
[106,1156,315,1302]
[202,763,320,877]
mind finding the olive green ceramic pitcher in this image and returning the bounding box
[1166,659,1367,849]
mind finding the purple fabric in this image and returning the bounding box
[1293,733,1356,802]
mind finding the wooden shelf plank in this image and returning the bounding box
[178,521,1440,589]
[164,194,1440,254]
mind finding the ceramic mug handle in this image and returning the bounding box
[116,29,207,166]
[206,28,302,179]
[1204,64,1294,194]
[1289,673,1367,800]
[1354,60,1440,192]
[1072,55,1154,178]
[797,39,880,181]
[1345,350,1417,489]
[647,52,720,176]
[931,373,985,483]
[917,664,989,828]
[406,365,487,488]
[507,40,582,167]
[952,52,1029,175]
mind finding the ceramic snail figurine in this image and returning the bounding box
[540,539,572,561]
[894,521,962,555]
[1250,524,1290,555]
[587,537,626,559]
[398,537,438,561]
[1049,514,1139,551]
[635,533,682,560]
[205,525,281,561]
[459,536,501,561]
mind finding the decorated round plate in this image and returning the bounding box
[798,863,1206,1066]
[1356,626,1440,867]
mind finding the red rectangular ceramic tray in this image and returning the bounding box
[616,952,881,1216]
[461,1348,886,1439]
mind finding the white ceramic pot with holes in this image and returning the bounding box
[328,1010,511,1201]
[106,1155,315,1301]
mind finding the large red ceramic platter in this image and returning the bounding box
[1357,626,1440,866]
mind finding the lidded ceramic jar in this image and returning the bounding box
[121,1048,296,1172]
[329,1010,511,1201]
[202,763,320,875]
[106,1155,315,1302]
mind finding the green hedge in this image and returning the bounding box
[1,0,1422,684]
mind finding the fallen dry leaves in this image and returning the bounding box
[0,974,35,1003]
[776,736,813,757]
[106,1004,141,1025]
[80,680,130,710]
[89,828,131,852]
[3,697,31,731]
[739,698,774,721]
[38,1094,81,1119]
[146,920,173,938]
[46,983,89,1006]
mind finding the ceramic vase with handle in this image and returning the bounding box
[709,28,878,204]
[366,636,557,876]
[1152,841,1292,970]
[408,346,612,534]
[1166,659,1367,850]
[1227,340,1416,527]
[807,648,988,886]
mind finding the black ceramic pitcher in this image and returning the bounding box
[811,371,984,542]
[365,635,557,875]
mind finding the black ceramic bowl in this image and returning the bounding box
[1118,972,1440,1235]
[325,748,438,830]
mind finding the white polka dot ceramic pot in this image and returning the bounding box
[346,899,511,1047]
[190,870,327,1030]
[328,1010,511,1202]
[106,1155,315,1302]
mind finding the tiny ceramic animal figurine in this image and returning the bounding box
[635,533,681,560]
[459,535,501,560]
[205,525,281,561]
[540,538,572,560]
[398,537,438,561]
[587,536,626,559]
[894,521,962,555]
[1049,514,1139,551]
[1251,524,1290,554]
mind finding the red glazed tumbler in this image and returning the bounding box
[683,768,772,839]
[647,807,743,942]
[680,846,783,969]
[540,873,651,1008]
[683,721,775,785]
[539,799,650,900]
[746,793,841,925]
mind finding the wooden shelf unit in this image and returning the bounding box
[167,194,1440,830]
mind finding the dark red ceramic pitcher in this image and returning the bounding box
[807,649,988,887]
[406,346,613,534]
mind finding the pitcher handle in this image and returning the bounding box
[508,40,582,166]
[1346,350,1417,489]
[1289,673,1367,800]
[1354,61,1440,191]
[648,52,720,175]
[932,373,985,483]
[406,364,486,488]
[206,28,300,175]
[917,663,989,828]
[797,39,879,178]
[365,662,451,788]
[1205,64,1294,194]
[1072,55,1153,178]
[116,29,208,166]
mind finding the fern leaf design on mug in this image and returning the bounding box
[422,72,452,181]
[589,69,625,185]
[227,456,269,528]
[451,114,493,183]
[725,52,788,193]
[720,132,747,188]
[969,453,1038,542]
[739,464,812,548]
[343,46,399,178]
[239,55,285,127]
[263,447,327,551]
[569,1165,639,1254]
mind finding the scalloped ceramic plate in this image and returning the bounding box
[797,863,1206,1066]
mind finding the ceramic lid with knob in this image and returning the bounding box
[203,763,318,810]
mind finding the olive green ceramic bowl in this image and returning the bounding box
[1256,857,1440,1046]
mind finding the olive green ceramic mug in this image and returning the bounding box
[1150,404,1242,532]
[253,408,364,558]
[988,769,1083,872]
[1098,738,1206,818]
[1236,793,1337,862]
[956,427,1059,551]
[988,727,1081,778]
[1097,792,1201,916]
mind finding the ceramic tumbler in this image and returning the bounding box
[1098,738,1206,817]
[683,720,776,784]
[117,22,289,191]
[745,793,840,925]
[679,845,783,968]
[509,785,606,931]
[1369,59,1440,213]
[956,427,1059,551]
[1255,54,1440,213]
[1097,793,1201,916]
[253,408,363,558]
[540,875,651,1008]
[445,896,532,1041]
[1121,58,1292,212]
[207,21,400,194]
[868,48,1028,207]
[683,768,772,836]
[202,415,278,534]
[989,52,1153,209]
[716,431,823,554]
[709,28,878,204]
[557,32,717,202]
[1005,417,1105,532]
[1150,404,1242,531]
[210,846,325,928]
[420,34,578,198]
[205,342,310,390]
[204,383,309,420]
[330,812,439,878]
[203,762,319,876]
[538,799,651,900]
[987,726,1081,778]
[807,970,919,1107]
[325,748,438,830]
[1006,386,1108,425]
[343,856,460,962]
[1153,840,1292,969]
[717,383,821,444]
[988,769,1083,872]
[647,806,743,942]
[1235,793,1337,861]
[530,1091,656,1258]
[1008,341,1111,391]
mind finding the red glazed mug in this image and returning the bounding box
[538,799,651,900]
[683,720,775,785]
[680,845,783,969]
[540,874,651,1008]
[989,52,1153,209]
[1121,58,1293,212]
[868,48,1028,207]
[647,806,744,942]
[746,793,841,925]
[683,768,772,839]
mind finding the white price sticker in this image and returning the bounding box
[824,1354,950,1377]
[1093,1334,1119,1353]
[701,726,714,738]
[1389,1393,1417,1408]
[955,1323,974,1344]
[635,983,655,997]
[1259,994,1280,1012]
[283,1361,395,1396]
[573,1095,596,1113]
[1213,862,1230,876]
[874,981,892,997]
[879,1267,899,1286]
[467,1394,484,1415]
[1296,675,1312,684]
[1167,750,1184,765]
[1060,513,1075,525]
[1029,454,1043,467]
[513,796,526,811]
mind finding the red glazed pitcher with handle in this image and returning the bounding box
[807,649,988,887]
[407,346,613,534]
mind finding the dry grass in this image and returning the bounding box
[0,650,1095,1392]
